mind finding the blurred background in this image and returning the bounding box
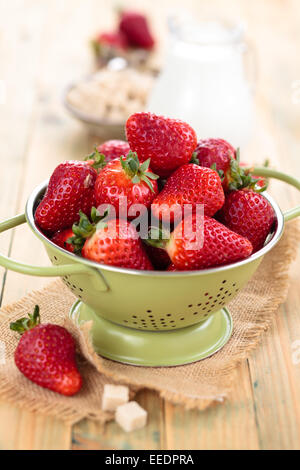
[0,0,299,302]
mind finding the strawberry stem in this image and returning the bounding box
[144,225,170,250]
[68,207,109,254]
[85,147,107,170]
[190,152,199,165]
[10,305,41,335]
[228,148,269,192]
[120,151,159,193]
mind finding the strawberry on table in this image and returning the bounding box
[96,140,130,164]
[126,112,197,178]
[70,208,153,270]
[151,164,225,223]
[119,11,155,50]
[218,190,275,252]
[146,215,253,270]
[35,160,99,233]
[10,306,82,396]
[94,151,159,218]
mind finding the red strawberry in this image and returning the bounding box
[10,306,82,396]
[126,112,197,177]
[194,139,260,192]
[94,31,129,51]
[218,190,275,252]
[96,140,130,163]
[51,228,75,253]
[119,11,155,49]
[35,160,98,233]
[94,151,158,219]
[71,209,152,270]
[151,164,225,223]
[147,215,253,270]
[167,263,177,271]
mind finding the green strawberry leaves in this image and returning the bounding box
[228,149,269,192]
[120,151,159,193]
[190,151,199,165]
[67,207,109,255]
[85,147,107,170]
[210,162,225,181]
[10,305,41,335]
[144,224,170,250]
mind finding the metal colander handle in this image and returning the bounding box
[253,167,300,221]
[0,214,93,277]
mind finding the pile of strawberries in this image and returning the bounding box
[35,112,275,272]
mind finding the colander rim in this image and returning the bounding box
[25,179,285,277]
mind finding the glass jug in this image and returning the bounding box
[147,18,256,148]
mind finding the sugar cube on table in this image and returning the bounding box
[102,384,129,412]
[115,401,147,433]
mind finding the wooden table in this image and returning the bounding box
[0,0,300,450]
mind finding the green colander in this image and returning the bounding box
[0,168,299,366]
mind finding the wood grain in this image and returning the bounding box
[0,0,299,450]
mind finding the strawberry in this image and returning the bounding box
[51,228,75,253]
[126,112,197,178]
[146,215,253,270]
[167,263,177,271]
[119,11,155,49]
[10,306,82,396]
[218,190,275,252]
[96,140,130,164]
[144,244,171,270]
[94,151,159,218]
[194,139,261,192]
[35,160,99,233]
[151,164,225,223]
[92,31,129,56]
[70,208,153,270]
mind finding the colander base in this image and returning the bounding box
[69,301,233,367]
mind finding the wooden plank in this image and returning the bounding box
[248,301,300,450]
[0,401,71,450]
[163,362,259,450]
[244,0,300,448]
[0,0,51,296]
[72,389,165,450]
[0,0,96,450]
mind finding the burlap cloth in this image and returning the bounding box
[0,220,299,424]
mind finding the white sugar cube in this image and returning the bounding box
[102,384,129,411]
[115,401,147,432]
